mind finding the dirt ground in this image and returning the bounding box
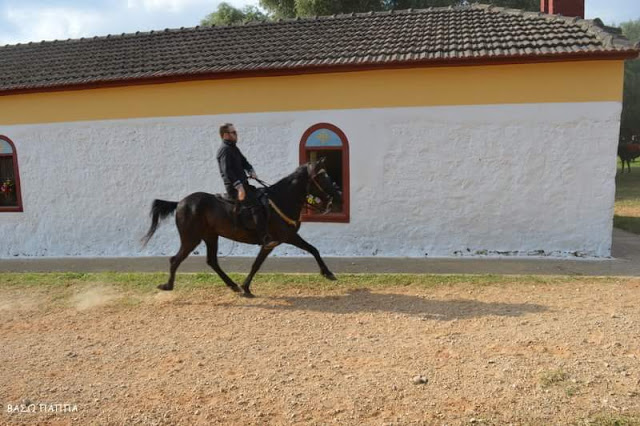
[1,277,640,425]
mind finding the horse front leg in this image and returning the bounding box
[286,234,336,281]
[240,246,275,298]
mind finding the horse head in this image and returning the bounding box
[306,157,342,213]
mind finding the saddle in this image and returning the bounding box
[215,188,270,231]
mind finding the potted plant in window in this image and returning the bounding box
[0,178,15,200]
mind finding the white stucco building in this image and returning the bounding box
[0,2,637,258]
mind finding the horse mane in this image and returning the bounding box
[268,164,309,194]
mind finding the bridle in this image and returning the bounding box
[307,168,334,214]
[250,167,336,220]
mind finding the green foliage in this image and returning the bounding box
[202,0,539,25]
[257,0,295,19]
[620,20,640,141]
[0,272,621,292]
[258,0,537,18]
[621,20,640,44]
[614,156,640,234]
[242,5,268,21]
[0,272,547,289]
[387,0,538,10]
[613,214,640,234]
[295,0,382,17]
[200,2,267,26]
[486,0,538,10]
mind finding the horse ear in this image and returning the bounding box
[318,157,326,166]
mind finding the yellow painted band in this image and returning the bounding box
[0,61,624,125]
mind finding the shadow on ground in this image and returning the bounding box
[240,288,548,321]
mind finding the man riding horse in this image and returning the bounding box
[142,121,344,296]
[216,123,275,247]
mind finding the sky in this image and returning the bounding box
[1,0,639,46]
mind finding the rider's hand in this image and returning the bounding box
[249,170,258,180]
[236,185,246,201]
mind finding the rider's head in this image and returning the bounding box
[219,123,237,142]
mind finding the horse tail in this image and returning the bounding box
[141,199,179,247]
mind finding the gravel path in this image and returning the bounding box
[1,278,639,425]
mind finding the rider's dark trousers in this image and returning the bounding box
[226,184,270,244]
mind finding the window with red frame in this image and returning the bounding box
[0,136,23,212]
[299,123,349,223]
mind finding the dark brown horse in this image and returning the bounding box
[141,159,341,297]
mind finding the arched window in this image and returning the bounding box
[0,136,23,212]
[299,123,349,223]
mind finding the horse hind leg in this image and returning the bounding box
[158,231,201,291]
[205,236,241,293]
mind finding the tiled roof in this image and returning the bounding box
[1,4,637,94]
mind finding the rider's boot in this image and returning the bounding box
[251,206,277,248]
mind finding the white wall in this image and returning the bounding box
[0,102,621,258]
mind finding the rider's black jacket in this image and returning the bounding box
[216,139,255,196]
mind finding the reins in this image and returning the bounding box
[248,171,332,227]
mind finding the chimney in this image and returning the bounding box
[541,0,584,18]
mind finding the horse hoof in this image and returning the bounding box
[240,292,255,298]
[323,272,337,281]
[229,285,242,293]
[157,284,173,291]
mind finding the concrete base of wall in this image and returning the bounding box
[2,230,639,277]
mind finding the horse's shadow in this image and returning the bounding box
[243,288,547,321]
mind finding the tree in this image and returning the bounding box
[258,0,538,19]
[242,5,268,22]
[202,0,539,24]
[620,19,640,141]
[201,2,267,26]
[295,0,382,17]
[621,20,640,44]
[388,0,537,10]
